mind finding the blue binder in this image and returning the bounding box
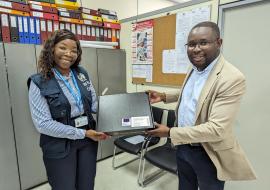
[22,16,30,44]
[29,17,36,44]
[35,18,41,44]
[17,16,24,43]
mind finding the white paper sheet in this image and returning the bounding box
[132,65,153,82]
[124,135,145,145]
[131,116,150,128]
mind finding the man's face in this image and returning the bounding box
[187,27,222,71]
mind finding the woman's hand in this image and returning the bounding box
[85,130,110,141]
[146,90,166,104]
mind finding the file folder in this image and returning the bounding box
[0,15,2,42]
[97,92,154,136]
[9,14,19,42]
[90,26,95,41]
[59,16,83,24]
[7,0,27,4]
[40,18,47,43]
[86,25,91,41]
[0,6,30,17]
[0,0,30,12]
[95,27,100,41]
[83,19,102,27]
[29,17,36,44]
[17,16,24,43]
[59,21,64,29]
[111,29,116,42]
[102,17,119,24]
[35,17,41,44]
[55,0,80,10]
[99,27,104,41]
[76,24,81,40]
[79,7,99,16]
[28,0,57,8]
[81,13,102,22]
[30,10,58,20]
[22,16,29,43]
[107,28,112,42]
[46,19,52,37]
[98,8,117,16]
[103,22,121,30]
[58,10,81,19]
[70,23,76,34]
[116,30,120,49]
[53,20,59,31]
[101,14,118,21]
[29,3,58,14]
[1,13,11,43]
[65,22,70,31]
[81,24,87,40]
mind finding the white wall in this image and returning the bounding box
[80,0,176,20]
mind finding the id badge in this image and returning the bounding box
[75,116,88,128]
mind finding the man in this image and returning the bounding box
[147,21,256,190]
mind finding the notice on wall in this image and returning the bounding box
[132,64,153,82]
[162,49,188,74]
[175,6,211,73]
[131,20,154,65]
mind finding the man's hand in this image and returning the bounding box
[85,130,110,141]
[146,90,166,104]
[146,123,170,137]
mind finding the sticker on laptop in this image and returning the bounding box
[122,118,131,127]
[131,116,150,128]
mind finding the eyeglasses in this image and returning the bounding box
[185,39,217,50]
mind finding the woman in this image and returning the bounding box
[28,29,108,190]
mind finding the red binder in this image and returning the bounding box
[0,13,10,42]
[81,24,87,40]
[0,0,30,12]
[30,10,58,20]
[40,18,47,44]
[53,20,59,31]
[76,24,81,40]
[46,19,52,37]
[86,25,91,41]
[90,26,95,41]
[29,3,58,14]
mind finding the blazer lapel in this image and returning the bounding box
[194,55,225,122]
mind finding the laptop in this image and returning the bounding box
[97,92,154,136]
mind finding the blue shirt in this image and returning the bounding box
[28,70,97,140]
[178,56,219,127]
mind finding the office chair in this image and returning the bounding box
[138,109,177,187]
[112,106,163,169]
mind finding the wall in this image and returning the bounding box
[80,0,176,20]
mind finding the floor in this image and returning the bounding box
[31,152,178,190]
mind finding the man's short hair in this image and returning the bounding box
[191,21,220,38]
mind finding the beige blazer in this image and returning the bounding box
[167,55,256,181]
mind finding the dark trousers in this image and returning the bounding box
[43,139,98,190]
[176,144,225,190]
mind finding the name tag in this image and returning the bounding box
[75,116,88,128]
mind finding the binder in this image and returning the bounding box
[76,24,81,40]
[9,14,19,42]
[59,16,83,24]
[83,19,102,27]
[103,28,108,41]
[111,29,116,42]
[102,17,119,24]
[65,22,70,31]
[29,3,58,14]
[46,19,52,37]
[70,23,76,34]
[58,10,81,19]
[90,26,95,41]
[17,16,24,43]
[81,13,102,22]
[6,0,27,4]
[116,30,120,49]
[98,8,117,16]
[35,17,41,44]
[107,28,112,42]
[30,11,58,20]
[0,14,2,42]
[29,17,36,44]
[79,7,99,16]
[22,16,29,43]
[59,21,64,29]
[55,0,80,10]
[103,22,121,30]
[0,0,30,12]
[95,27,100,41]
[53,20,59,31]
[101,14,118,20]
[40,18,47,43]
[86,25,90,41]
[81,24,87,40]
[28,1,57,8]
[1,13,10,42]
[99,27,104,41]
[0,6,30,17]
[31,0,51,3]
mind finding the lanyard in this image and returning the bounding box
[53,68,83,114]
